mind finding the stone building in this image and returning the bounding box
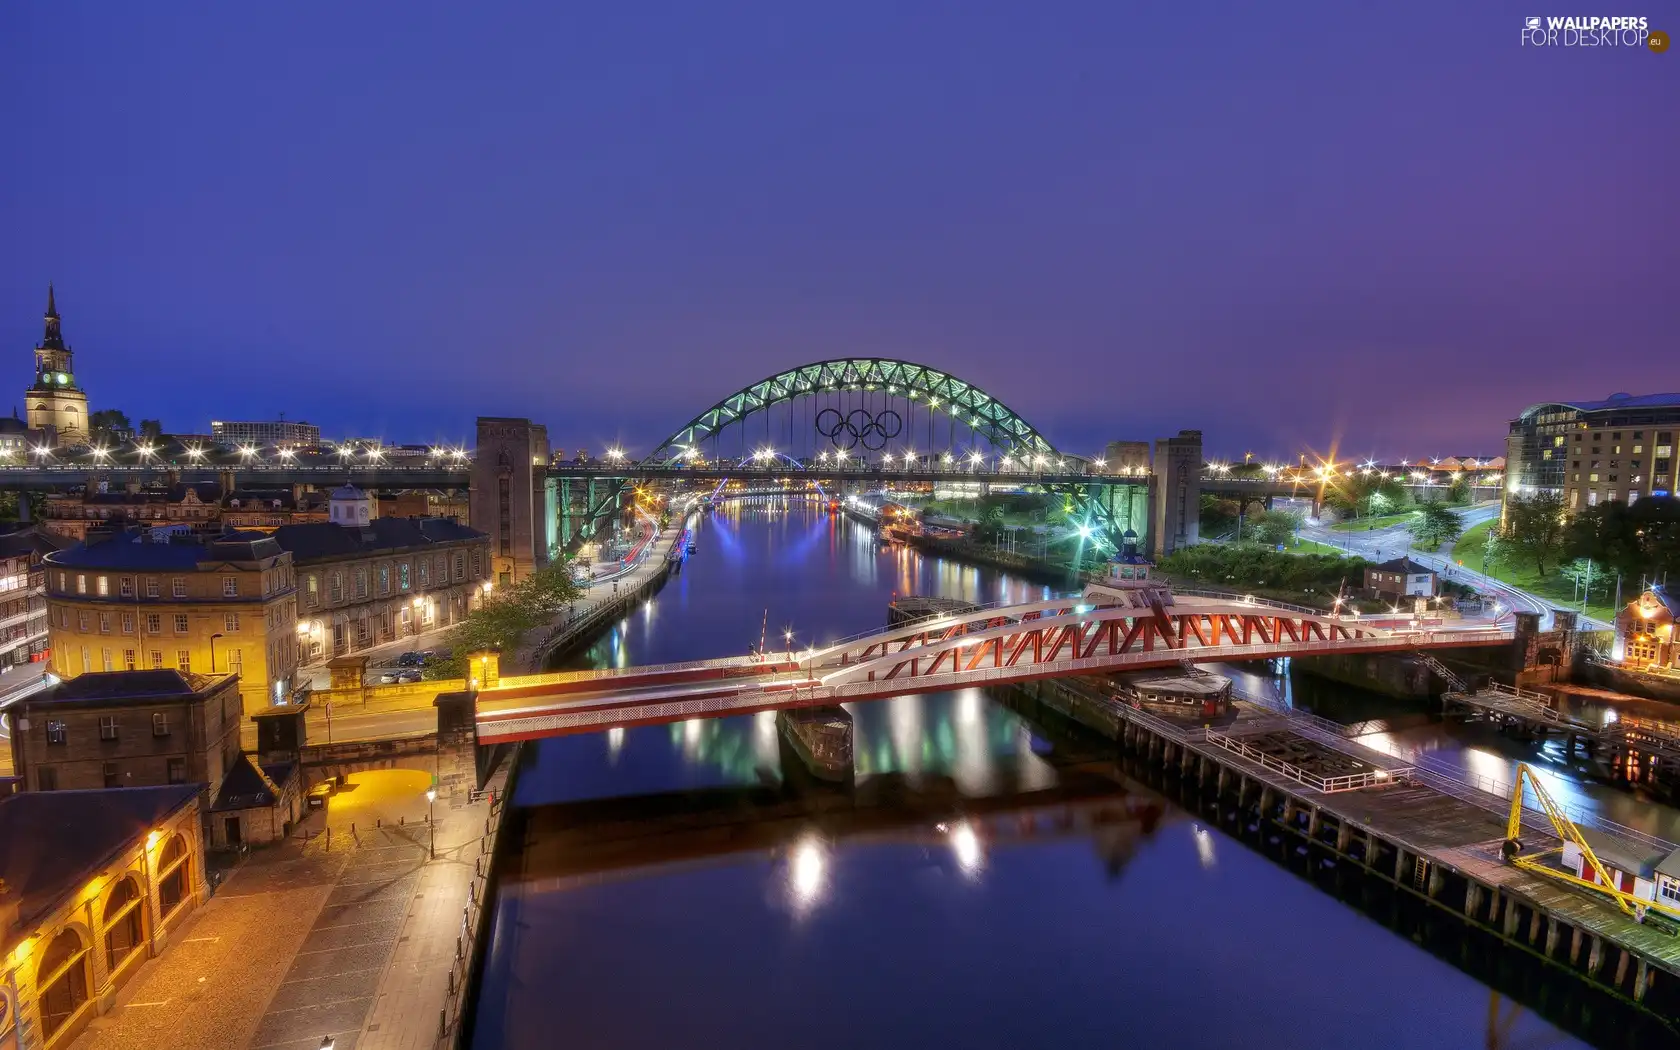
[6,670,242,802]
[1363,557,1439,602]
[0,525,64,673]
[471,417,555,585]
[1150,429,1202,558]
[209,753,301,849]
[41,483,328,542]
[1615,586,1679,671]
[43,531,301,716]
[378,489,469,524]
[0,784,205,1050]
[23,287,90,447]
[276,488,491,663]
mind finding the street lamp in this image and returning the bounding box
[426,789,437,859]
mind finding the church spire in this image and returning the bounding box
[40,284,64,351]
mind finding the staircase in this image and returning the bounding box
[1415,652,1467,692]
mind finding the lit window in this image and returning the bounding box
[172,578,186,598]
[174,614,189,633]
[99,715,119,741]
[145,577,159,598]
[223,577,238,597]
[96,576,109,596]
[76,574,86,595]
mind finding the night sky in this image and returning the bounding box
[2,3,1673,461]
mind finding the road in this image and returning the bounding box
[1288,500,1610,630]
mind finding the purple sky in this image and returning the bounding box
[2,3,1673,462]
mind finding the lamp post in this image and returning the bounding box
[426,788,437,859]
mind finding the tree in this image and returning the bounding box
[138,419,164,439]
[1248,508,1303,548]
[1408,503,1463,550]
[1567,497,1680,586]
[1445,474,1472,506]
[88,409,132,441]
[1501,491,1569,577]
[423,561,585,678]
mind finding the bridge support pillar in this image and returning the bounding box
[1464,883,1482,919]
[1335,820,1351,853]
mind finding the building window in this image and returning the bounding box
[150,650,164,669]
[146,613,161,633]
[330,572,344,602]
[96,575,109,596]
[36,928,90,1040]
[146,576,160,598]
[174,613,189,633]
[124,648,136,670]
[225,612,240,633]
[454,553,464,581]
[419,560,430,586]
[78,611,89,632]
[121,612,134,634]
[306,574,319,607]
[76,573,86,594]
[1660,879,1680,905]
[103,761,122,788]
[167,757,186,783]
[378,565,390,595]
[99,715,119,740]
[229,648,243,674]
[223,577,238,597]
[56,571,66,590]
[354,568,368,599]
[81,648,91,673]
[399,563,410,590]
[47,719,67,745]
[102,648,113,672]
[152,711,170,736]
[172,577,187,598]
[98,612,110,634]
[157,835,190,916]
[119,576,133,597]
[103,878,144,975]
[177,650,191,673]
[472,550,482,576]
[37,765,58,790]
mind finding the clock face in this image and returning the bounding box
[56,373,68,385]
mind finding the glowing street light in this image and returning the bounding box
[31,445,52,460]
[238,444,258,460]
[185,446,205,462]
[134,442,156,461]
[605,447,625,462]
[90,446,110,462]
[277,447,297,462]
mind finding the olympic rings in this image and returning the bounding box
[816,408,904,452]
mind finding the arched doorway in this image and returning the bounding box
[102,877,145,974]
[36,929,89,1041]
[157,834,190,918]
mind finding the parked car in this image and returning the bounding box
[399,669,424,683]
[396,651,423,667]
[378,671,400,684]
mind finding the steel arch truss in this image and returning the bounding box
[816,603,1397,689]
[651,358,1059,463]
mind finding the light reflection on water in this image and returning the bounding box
[478,504,1589,1050]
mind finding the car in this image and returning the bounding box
[399,669,424,683]
[378,672,399,684]
[396,651,422,667]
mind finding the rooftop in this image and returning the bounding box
[272,516,485,563]
[1519,392,1680,420]
[0,784,202,930]
[46,668,220,703]
[1372,557,1436,576]
[44,529,286,571]
[211,754,295,812]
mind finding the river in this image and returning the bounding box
[471,499,1613,1050]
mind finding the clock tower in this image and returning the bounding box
[26,285,90,445]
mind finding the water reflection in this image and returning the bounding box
[480,505,1592,1050]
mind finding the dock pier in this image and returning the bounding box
[1005,673,1680,1031]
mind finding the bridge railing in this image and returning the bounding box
[806,595,1082,659]
[1169,589,1339,619]
[1204,729,1409,793]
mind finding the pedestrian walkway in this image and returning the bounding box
[68,762,509,1050]
[510,524,682,671]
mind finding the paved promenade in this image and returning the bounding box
[70,762,510,1050]
[509,523,682,671]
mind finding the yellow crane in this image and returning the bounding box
[1502,762,1680,924]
